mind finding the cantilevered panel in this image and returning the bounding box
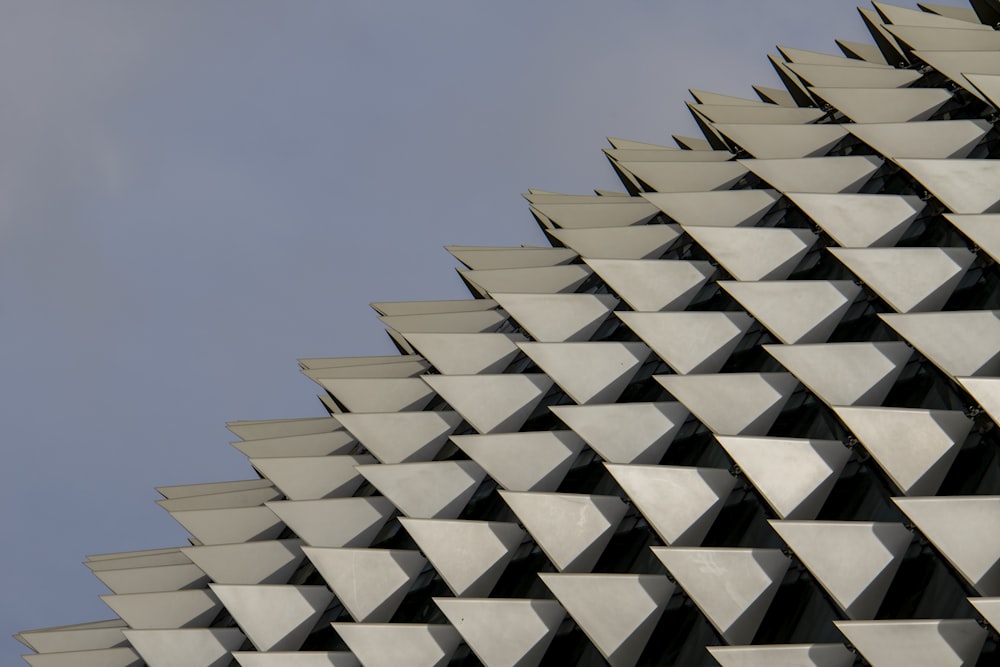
[604,148,734,163]
[210,585,332,652]
[656,373,799,436]
[956,377,1000,425]
[880,311,1000,377]
[873,0,992,28]
[318,377,434,413]
[435,598,564,667]
[22,647,142,667]
[231,430,357,459]
[778,46,891,68]
[446,246,577,270]
[917,3,982,22]
[690,89,774,105]
[547,225,683,260]
[302,358,429,380]
[887,25,1000,53]
[688,103,826,124]
[168,506,284,546]
[92,563,210,596]
[500,491,627,572]
[618,311,752,375]
[835,619,986,667]
[753,85,799,106]
[331,624,461,667]
[720,280,860,344]
[894,159,1000,214]
[786,62,921,88]
[539,574,673,667]
[180,540,305,585]
[451,431,585,492]
[549,402,688,464]
[617,161,749,193]
[459,265,592,296]
[606,464,735,546]
[264,497,394,548]
[766,56,815,107]
[123,628,246,667]
[786,192,922,248]
[335,411,462,463]
[101,589,221,629]
[369,299,497,317]
[303,547,424,622]
[17,623,127,654]
[858,8,909,66]
[713,123,848,159]
[226,417,341,441]
[683,226,817,281]
[356,460,485,519]
[529,200,660,229]
[399,518,524,597]
[584,259,715,312]
[491,292,618,342]
[945,214,1000,264]
[769,521,911,619]
[830,247,974,313]
[716,436,850,520]
[85,549,191,570]
[249,455,373,500]
[156,486,282,512]
[809,87,951,123]
[969,598,1000,633]
[740,156,882,194]
[894,496,1000,595]
[764,342,912,406]
[834,407,972,496]
[233,653,359,667]
[422,374,552,433]
[964,73,1000,111]
[653,547,789,645]
[156,479,274,499]
[402,332,525,375]
[517,341,649,405]
[848,120,989,159]
[837,39,890,64]
[912,50,1000,101]
[378,310,506,334]
[642,190,780,228]
[708,644,854,667]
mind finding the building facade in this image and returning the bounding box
[16,2,1000,666]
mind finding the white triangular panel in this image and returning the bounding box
[683,226,817,281]
[894,496,1000,595]
[422,374,553,433]
[714,123,848,159]
[168,506,284,546]
[331,623,462,667]
[945,213,1000,264]
[547,225,683,259]
[809,87,951,123]
[606,464,735,545]
[848,120,989,159]
[913,50,1000,101]
[399,518,525,597]
[957,377,1000,425]
[492,292,618,342]
[584,259,715,312]
[831,247,974,313]
[835,619,986,667]
[549,402,688,464]
[123,628,246,667]
[716,436,850,520]
[834,407,972,496]
[540,573,674,667]
[210,585,332,652]
[786,192,923,248]
[435,598,565,667]
[250,455,373,500]
[642,190,779,227]
[265,497,395,548]
[181,541,304,585]
[708,643,855,667]
[653,547,790,645]
[895,159,1000,214]
[232,653,359,667]
[764,342,912,406]
[302,547,425,622]
[621,311,753,374]
[517,342,649,404]
[100,590,221,629]
[357,460,485,519]
[618,160,748,192]
[656,373,799,435]
[451,431,585,492]
[720,280,860,344]
[881,311,1000,377]
[402,333,525,375]
[500,491,627,572]
[335,411,462,464]
[740,156,882,194]
[769,521,911,618]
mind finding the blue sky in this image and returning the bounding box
[1,0,969,660]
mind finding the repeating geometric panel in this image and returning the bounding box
[20,2,1000,666]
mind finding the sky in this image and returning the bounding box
[1,0,971,660]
